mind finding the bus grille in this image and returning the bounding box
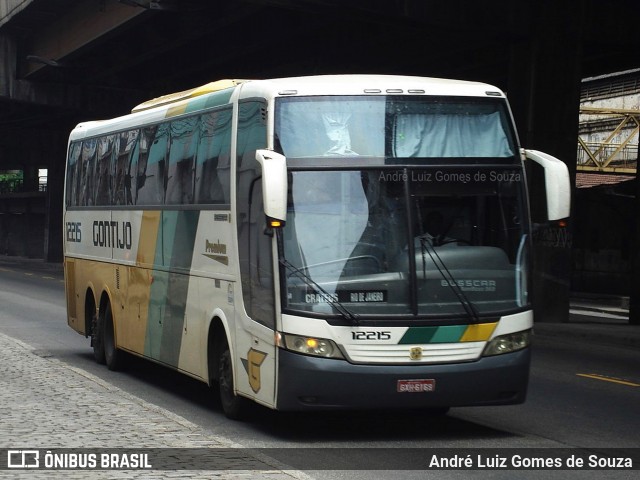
[344,341,485,364]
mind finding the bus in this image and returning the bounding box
[63,75,570,418]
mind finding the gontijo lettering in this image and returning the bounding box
[92,221,132,249]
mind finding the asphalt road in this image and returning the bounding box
[1,262,639,479]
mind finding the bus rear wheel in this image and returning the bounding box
[92,309,106,365]
[102,302,124,371]
[217,338,249,420]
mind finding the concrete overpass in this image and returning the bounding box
[2,0,640,322]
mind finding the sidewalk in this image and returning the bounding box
[0,332,307,479]
[0,256,307,478]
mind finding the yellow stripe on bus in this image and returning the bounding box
[123,210,161,353]
[137,211,161,266]
[460,322,498,342]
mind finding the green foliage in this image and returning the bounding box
[0,170,24,193]
[0,170,23,182]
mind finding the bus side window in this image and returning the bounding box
[135,123,169,206]
[195,108,232,205]
[166,116,199,205]
[95,135,116,206]
[66,142,82,207]
[236,100,274,327]
[115,130,138,206]
[79,139,97,206]
[249,180,276,322]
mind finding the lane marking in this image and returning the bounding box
[1,267,63,282]
[577,373,640,387]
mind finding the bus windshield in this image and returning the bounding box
[275,95,516,159]
[279,167,529,319]
[275,95,528,320]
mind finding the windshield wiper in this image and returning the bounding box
[419,236,481,324]
[279,257,359,325]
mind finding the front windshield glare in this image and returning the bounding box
[280,168,529,318]
[276,96,515,159]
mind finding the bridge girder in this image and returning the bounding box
[578,107,640,173]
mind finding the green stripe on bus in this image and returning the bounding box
[159,210,200,366]
[431,325,468,343]
[165,89,233,118]
[399,325,469,344]
[144,210,200,366]
[184,90,234,114]
[398,327,437,344]
[144,217,169,359]
[202,89,234,110]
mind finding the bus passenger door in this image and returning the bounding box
[235,99,277,408]
[235,178,278,408]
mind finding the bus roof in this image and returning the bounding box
[240,75,504,99]
[69,75,506,141]
[131,79,248,113]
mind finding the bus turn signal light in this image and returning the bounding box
[279,333,344,359]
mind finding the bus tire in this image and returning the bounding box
[103,302,124,371]
[92,309,106,365]
[218,337,249,420]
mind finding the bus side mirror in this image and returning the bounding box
[523,149,571,221]
[255,149,287,223]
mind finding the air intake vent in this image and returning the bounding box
[116,268,120,290]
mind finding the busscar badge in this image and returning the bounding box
[409,346,423,360]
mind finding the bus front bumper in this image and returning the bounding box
[276,347,530,411]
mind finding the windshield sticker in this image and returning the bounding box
[303,291,388,304]
[304,293,339,304]
[339,290,387,303]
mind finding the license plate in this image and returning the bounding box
[397,379,435,393]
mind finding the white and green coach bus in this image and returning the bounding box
[63,75,570,418]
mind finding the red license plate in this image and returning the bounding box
[397,379,435,393]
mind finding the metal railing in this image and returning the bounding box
[577,142,638,173]
[577,107,640,173]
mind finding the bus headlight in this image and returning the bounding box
[278,333,344,359]
[482,330,531,356]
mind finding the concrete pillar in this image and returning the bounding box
[23,165,39,192]
[0,33,17,98]
[628,169,640,325]
[44,139,64,263]
[508,0,582,322]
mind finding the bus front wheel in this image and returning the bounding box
[217,338,249,420]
